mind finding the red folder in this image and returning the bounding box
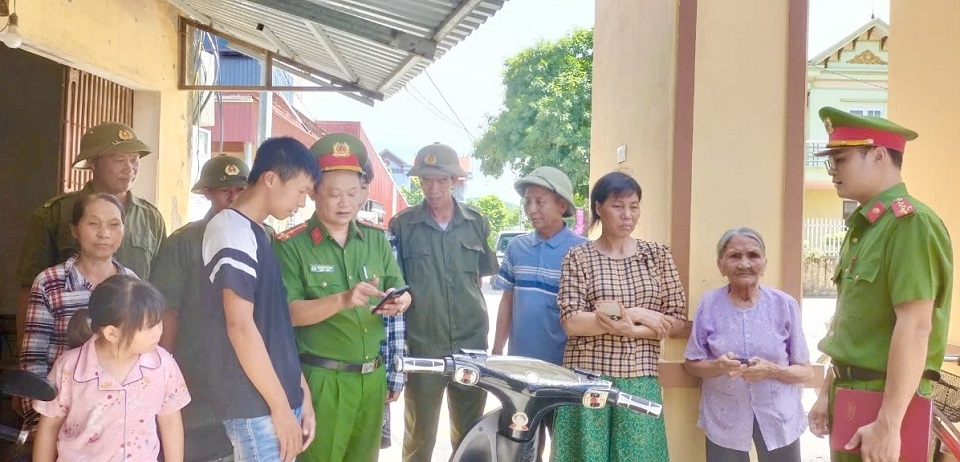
[830,388,932,462]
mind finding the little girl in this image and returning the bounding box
[32,274,191,462]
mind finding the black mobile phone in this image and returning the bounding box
[734,357,751,365]
[372,286,411,312]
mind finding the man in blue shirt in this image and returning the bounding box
[492,166,586,461]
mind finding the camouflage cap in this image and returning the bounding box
[191,155,250,192]
[309,133,368,173]
[74,122,153,169]
[514,166,576,217]
[407,142,466,178]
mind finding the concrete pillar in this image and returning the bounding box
[887,0,960,345]
[591,1,806,460]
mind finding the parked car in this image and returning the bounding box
[494,230,526,268]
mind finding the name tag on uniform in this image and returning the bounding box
[309,264,335,273]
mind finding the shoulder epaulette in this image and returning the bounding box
[276,222,308,242]
[891,197,916,218]
[42,191,76,208]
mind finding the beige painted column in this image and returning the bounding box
[887,0,960,346]
[592,1,806,460]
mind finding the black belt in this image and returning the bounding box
[832,363,941,382]
[299,354,381,374]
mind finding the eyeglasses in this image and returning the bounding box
[823,157,837,171]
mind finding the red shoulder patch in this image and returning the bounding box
[865,200,886,223]
[892,197,916,218]
[276,222,308,242]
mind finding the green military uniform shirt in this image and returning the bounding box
[388,201,498,357]
[149,213,213,380]
[818,183,953,374]
[17,182,166,284]
[274,216,404,363]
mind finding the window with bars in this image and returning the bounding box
[61,68,134,193]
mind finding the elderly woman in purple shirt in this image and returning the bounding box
[684,227,813,462]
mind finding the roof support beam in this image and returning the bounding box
[243,0,437,59]
[304,20,360,84]
[257,23,299,60]
[433,0,485,42]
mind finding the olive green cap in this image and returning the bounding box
[309,133,368,172]
[191,155,250,192]
[74,122,153,169]
[407,142,467,178]
[514,167,576,217]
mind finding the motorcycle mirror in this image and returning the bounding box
[0,369,57,402]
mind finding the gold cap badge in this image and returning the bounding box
[824,117,834,135]
[332,142,351,157]
[225,164,240,176]
[118,129,134,141]
[424,154,437,165]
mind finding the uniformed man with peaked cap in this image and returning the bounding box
[15,122,166,340]
[150,154,249,462]
[274,133,409,462]
[807,107,953,462]
[389,142,498,462]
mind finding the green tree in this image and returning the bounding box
[400,177,423,205]
[474,28,592,199]
[468,194,516,248]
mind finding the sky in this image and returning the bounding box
[300,0,890,204]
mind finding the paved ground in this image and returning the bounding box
[378,282,839,461]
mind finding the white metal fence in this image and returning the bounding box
[803,218,847,256]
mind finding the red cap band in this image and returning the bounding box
[828,126,907,152]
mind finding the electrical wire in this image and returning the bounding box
[404,87,463,130]
[424,70,476,142]
[807,63,887,90]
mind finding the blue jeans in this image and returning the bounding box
[223,407,302,462]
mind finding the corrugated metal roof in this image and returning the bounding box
[170,0,506,99]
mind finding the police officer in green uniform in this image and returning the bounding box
[274,133,410,462]
[807,107,953,462]
[150,155,249,462]
[15,122,166,340]
[389,143,498,462]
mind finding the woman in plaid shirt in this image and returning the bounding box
[551,172,687,462]
[19,193,137,430]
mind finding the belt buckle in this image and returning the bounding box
[361,361,375,374]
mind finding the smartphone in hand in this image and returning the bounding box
[372,286,411,312]
[595,300,621,319]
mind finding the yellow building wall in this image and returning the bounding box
[16,0,192,230]
[591,0,678,245]
[888,0,960,345]
[592,1,798,460]
[804,189,843,220]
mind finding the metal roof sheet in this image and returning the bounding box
[169,0,506,100]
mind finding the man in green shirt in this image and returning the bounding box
[274,133,410,462]
[151,154,248,462]
[15,122,166,341]
[808,107,953,462]
[389,143,498,462]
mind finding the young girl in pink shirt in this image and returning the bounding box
[33,274,191,462]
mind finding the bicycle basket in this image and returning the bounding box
[933,369,960,422]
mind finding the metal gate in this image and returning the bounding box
[61,68,134,193]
